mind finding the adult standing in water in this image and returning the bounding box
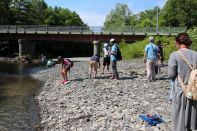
[168,33,197,131]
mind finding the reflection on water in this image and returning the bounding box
[0,62,43,131]
[0,61,37,74]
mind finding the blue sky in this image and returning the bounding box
[44,0,167,26]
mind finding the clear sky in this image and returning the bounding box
[44,0,167,26]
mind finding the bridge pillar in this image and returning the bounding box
[93,40,100,56]
[18,39,35,56]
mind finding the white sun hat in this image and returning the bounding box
[110,38,115,42]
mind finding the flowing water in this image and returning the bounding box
[0,62,43,131]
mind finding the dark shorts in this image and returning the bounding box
[103,56,110,66]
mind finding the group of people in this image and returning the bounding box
[58,33,197,131]
[144,33,197,131]
[89,38,121,80]
[58,38,121,84]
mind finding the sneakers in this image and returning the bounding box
[110,76,119,80]
[62,80,69,84]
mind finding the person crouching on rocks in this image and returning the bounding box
[89,54,100,78]
[58,56,73,84]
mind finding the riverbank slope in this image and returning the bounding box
[33,59,172,131]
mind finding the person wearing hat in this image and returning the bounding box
[110,38,120,80]
[143,36,159,81]
[102,43,111,74]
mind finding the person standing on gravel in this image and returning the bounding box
[102,43,111,74]
[143,36,159,81]
[89,54,100,78]
[110,38,120,80]
[168,33,197,131]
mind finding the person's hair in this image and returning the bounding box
[176,33,192,46]
[149,36,154,43]
[157,40,161,45]
[58,56,63,63]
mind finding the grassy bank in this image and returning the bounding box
[119,36,177,61]
[119,27,197,61]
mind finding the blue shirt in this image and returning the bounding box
[144,43,159,61]
[90,55,100,62]
[110,44,118,62]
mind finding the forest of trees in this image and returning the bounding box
[104,0,197,29]
[0,0,196,28]
[0,0,87,26]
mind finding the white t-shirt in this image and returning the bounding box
[103,47,110,57]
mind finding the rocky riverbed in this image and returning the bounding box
[32,58,172,131]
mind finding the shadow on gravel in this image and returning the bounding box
[70,78,85,81]
[96,76,111,79]
[161,64,168,67]
[119,76,137,80]
[157,75,169,80]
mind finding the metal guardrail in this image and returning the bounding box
[0,25,187,35]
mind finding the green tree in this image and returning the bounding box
[104,3,132,29]
[30,0,48,24]
[135,7,161,27]
[9,0,36,24]
[161,0,197,28]
[0,0,12,24]
[44,6,86,26]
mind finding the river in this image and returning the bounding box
[0,61,43,131]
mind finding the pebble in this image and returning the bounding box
[32,58,172,130]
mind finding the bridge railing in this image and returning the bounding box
[0,25,187,35]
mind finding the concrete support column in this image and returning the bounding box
[18,39,35,56]
[93,40,100,56]
[18,39,24,56]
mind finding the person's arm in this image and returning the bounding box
[143,52,147,63]
[110,45,116,56]
[156,46,162,60]
[168,53,177,81]
[144,46,147,63]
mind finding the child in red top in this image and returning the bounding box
[58,56,73,84]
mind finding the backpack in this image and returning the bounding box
[177,51,197,100]
[65,58,73,67]
[116,45,122,61]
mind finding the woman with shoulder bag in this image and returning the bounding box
[168,33,197,131]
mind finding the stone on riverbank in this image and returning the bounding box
[33,59,172,131]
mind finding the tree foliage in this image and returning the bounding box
[0,0,86,26]
[158,0,197,28]
[104,0,196,29]
[104,3,132,29]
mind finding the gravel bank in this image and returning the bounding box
[33,58,172,131]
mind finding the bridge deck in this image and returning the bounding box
[0,25,186,36]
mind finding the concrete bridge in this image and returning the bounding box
[0,25,186,56]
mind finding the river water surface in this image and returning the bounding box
[0,62,43,131]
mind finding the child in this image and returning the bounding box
[58,56,73,84]
[89,54,100,78]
